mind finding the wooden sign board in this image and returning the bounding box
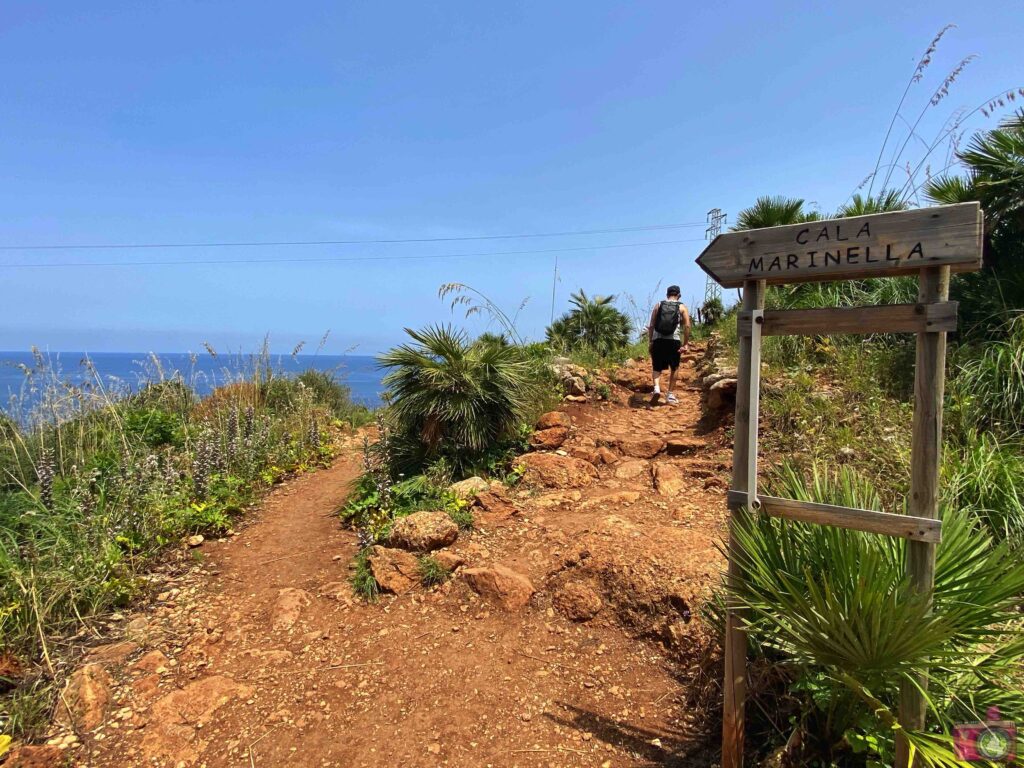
[696,202,982,288]
[698,202,986,768]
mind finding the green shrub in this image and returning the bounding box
[379,325,539,476]
[124,407,181,448]
[545,290,632,357]
[350,549,379,602]
[447,504,474,531]
[727,468,1024,767]
[417,555,451,587]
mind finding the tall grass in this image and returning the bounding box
[0,350,369,739]
[949,314,1024,438]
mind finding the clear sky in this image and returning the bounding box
[2,1,1022,355]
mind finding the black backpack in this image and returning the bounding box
[654,301,681,335]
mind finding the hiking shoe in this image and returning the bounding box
[666,393,678,404]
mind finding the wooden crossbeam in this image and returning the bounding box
[726,490,942,543]
[737,301,958,337]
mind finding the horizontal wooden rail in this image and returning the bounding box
[738,302,958,337]
[727,490,942,543]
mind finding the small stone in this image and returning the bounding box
[58,663,112,731]
[618,437,666,459]
[553,582,603,621]
[529,426,569,451]
[186,534,204,548]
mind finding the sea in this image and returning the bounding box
[0,350,386,417]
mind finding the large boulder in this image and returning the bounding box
[536,411,571,430]
[513,453,597,489]
[618,437,666,459]
[463,565,535,610]
[57,663,112,731]
[366,546,421,594]
[473,487,518,518]
[388,510,459,551]
[529,426,569,451]
[612,362,653,393]
[448,476,489,499]
[707,378,738,412]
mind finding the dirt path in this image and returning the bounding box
[48,353,731,768]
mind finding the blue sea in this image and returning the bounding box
[0,350,386,417]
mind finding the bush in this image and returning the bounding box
[727,466,1024,767]
[378,325,539,477]
[350,549,379,601]
[545,290,633,357]
[417,555,451,587]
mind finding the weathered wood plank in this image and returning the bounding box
[726,491,942,543]
[897,266,950,768]
[697,203,982,288]
[722,280,764,768]
[737,302,958,337]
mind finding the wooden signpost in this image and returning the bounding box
[695,202,984,768]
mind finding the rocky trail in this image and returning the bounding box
[17,348,738,768]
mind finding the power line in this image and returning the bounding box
[0,237,707,269]
[0,221,707,252]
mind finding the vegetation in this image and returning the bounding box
[377,325,540,478]
[417,555,451,587]
[710,47,1024,765]
[341,284,637,594]
[734,468,1024,766]
[0,350,368,738]
[545,290,633,356]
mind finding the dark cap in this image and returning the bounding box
[667,285,681,297]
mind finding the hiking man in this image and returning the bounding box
[647,285,691,404]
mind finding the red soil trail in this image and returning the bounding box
[51,353,732,768]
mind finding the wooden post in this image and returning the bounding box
[896,266,950,768]
[722,279,764,768]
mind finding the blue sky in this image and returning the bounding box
[1,1,1022,355]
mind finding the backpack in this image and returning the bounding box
[654,301,681,335]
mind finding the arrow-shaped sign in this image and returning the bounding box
[696,202,983,288]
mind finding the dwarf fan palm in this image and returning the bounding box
[379,325,536,475]
[728,463,1024,766]
[733,196,821,231]
[545,290,632,356]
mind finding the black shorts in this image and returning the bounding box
[651,338,681,372]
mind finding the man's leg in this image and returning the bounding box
[668,365,679,395]
[652,366,662,394]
